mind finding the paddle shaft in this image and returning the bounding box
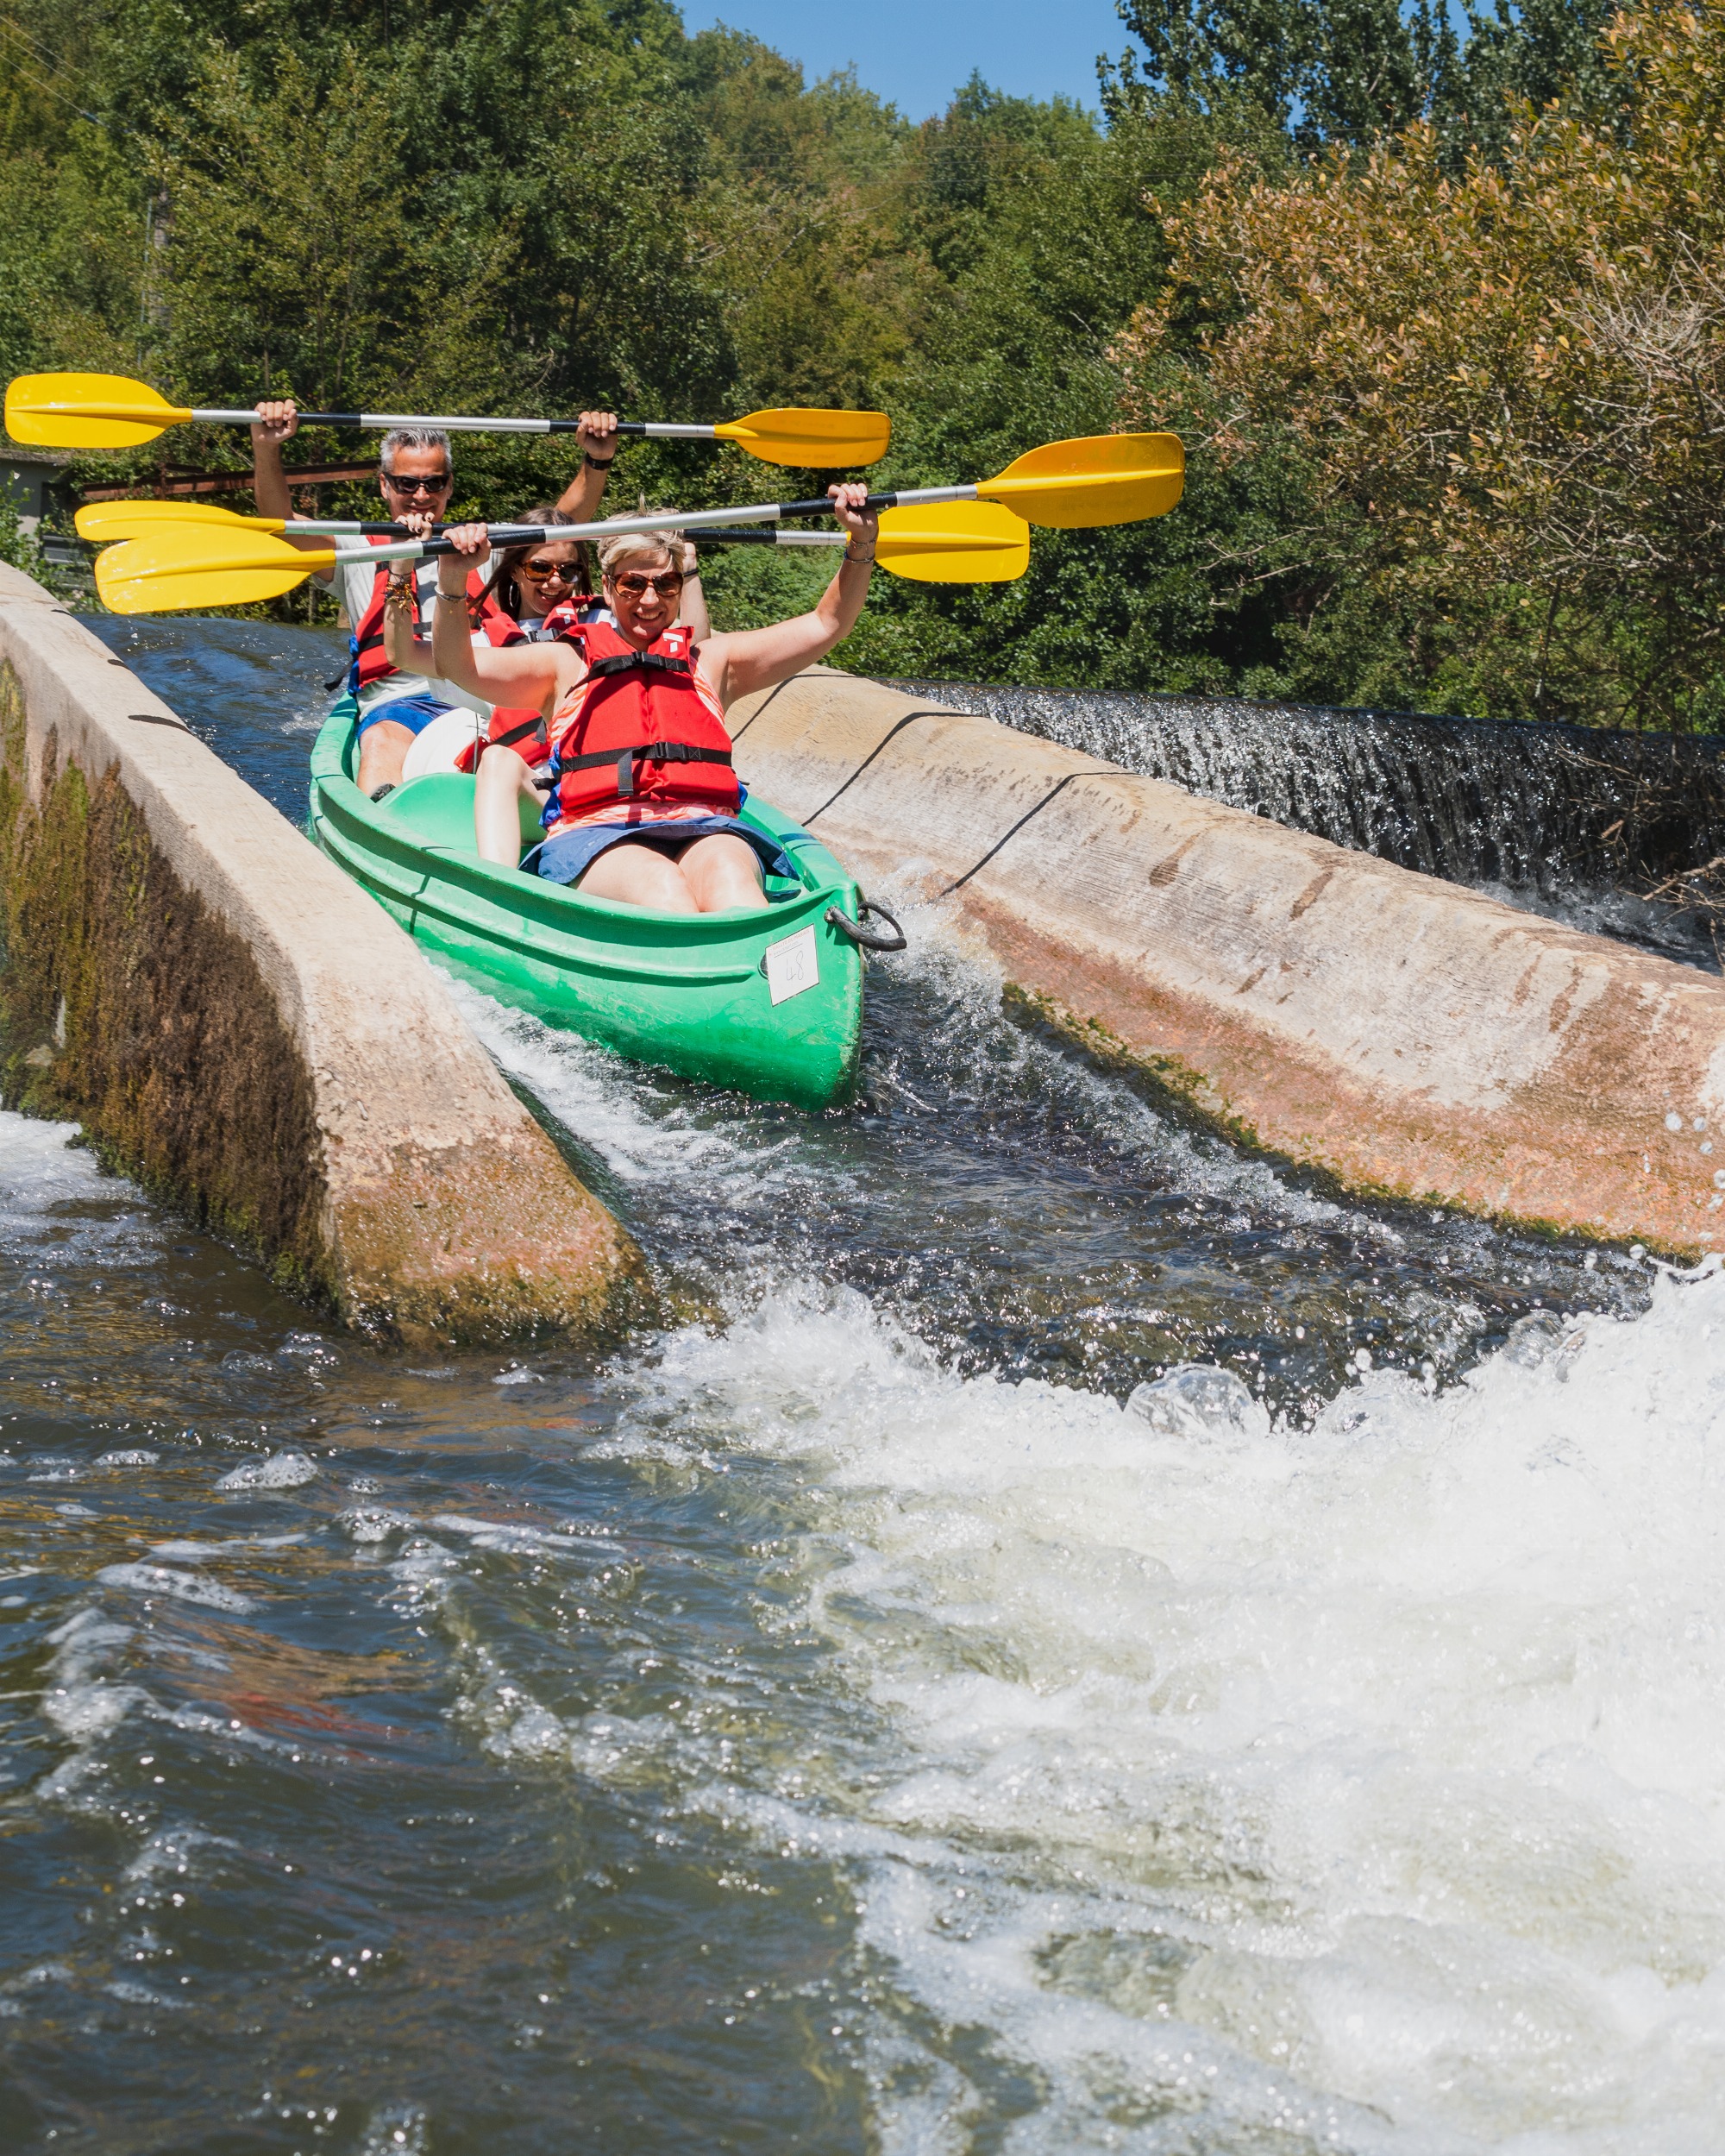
[93,406,743,438]
[698,529,845,546]
[275,519,515,536]
[332,487,980,566]
[288,520,416,536]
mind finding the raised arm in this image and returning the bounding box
[250,400,330,565]
[676,540,712,639]
[380,506,442,673]
[552,412,619,525]
[701,484,876,706]
[430,525,573,709]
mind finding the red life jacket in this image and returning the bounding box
[348,551,512,689]
[499,593,603,646]
[543,621,737,828]
[455,705,549,775]
[537,596,607,640]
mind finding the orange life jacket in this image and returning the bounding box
[542,621,737,830]
[455,705,549,775]
[501,593,604,645]
[347,551,513,689]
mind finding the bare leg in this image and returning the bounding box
[575,841,703,913]
[356,718,414,796]
[675,833,767,913]
[474,745,543,866]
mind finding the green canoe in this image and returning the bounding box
[307,707,883,1108]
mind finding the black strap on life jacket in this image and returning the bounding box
[557,740,733,800]
[492,713,545,751]
[584,650,693,680]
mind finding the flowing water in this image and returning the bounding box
[890,679,1725,974]
[4,619,1724,2152]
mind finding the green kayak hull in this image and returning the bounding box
[307,709,864,1109]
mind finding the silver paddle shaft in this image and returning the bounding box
[329,486,978,566]
[191,410,725,437]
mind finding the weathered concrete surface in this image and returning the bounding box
[732,668,1725,1253]
[0,562,641,1344]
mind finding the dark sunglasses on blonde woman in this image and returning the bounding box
[612,571,685,599]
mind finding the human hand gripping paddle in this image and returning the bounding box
[6,370,889,468]
[90,433,1184,613]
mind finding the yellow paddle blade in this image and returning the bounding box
[5,371,193,449]
[76,500,280,541]
[979,431,1184,528]
[875,500,1029,583]
[95,525,333,614]
[713,406,891,468]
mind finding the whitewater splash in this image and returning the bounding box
[4,937,1698,2151]
[574,1267,1725,2153]
[436,980,1725,2151]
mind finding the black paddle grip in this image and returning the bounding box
[776,493,898,519]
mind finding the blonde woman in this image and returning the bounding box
[429,487,876,915]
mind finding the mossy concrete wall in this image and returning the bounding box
[731,668,1725,1254]
[0,562,640,1344]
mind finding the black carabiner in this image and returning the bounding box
[825,897,907,953]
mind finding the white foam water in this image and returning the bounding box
[0,1111,120,1223]
[8,970,1692,2142]
[0,1109,159,1276]
[433,962,1701,2147]
[580,1266,1725,2153]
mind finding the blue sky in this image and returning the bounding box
[679,0,1133,120]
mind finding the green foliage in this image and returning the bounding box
[1102,0,1621,156]
[0,0,1709,722]
[0,493,45,582]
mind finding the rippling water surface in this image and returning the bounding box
[3,619,1721,2151]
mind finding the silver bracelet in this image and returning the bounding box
[435,589,467,604]
[844,548,876,564]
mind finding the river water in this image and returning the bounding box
[4,619,1724,2152]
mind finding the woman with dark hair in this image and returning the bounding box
[485,507,602,640]
[487,509,712,644]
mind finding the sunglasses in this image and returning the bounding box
[521,557,582,581]
[381,470,452,494]
[611,571,686,598]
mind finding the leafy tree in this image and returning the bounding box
[1,0,1717,726]
[1101,0,1620,156]
[1114,0,1725,726]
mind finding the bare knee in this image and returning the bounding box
[681,835,767,913]
[576,843,700,913]
[474,745,544,865]
[357,719,413,794]
[476,744,536,803]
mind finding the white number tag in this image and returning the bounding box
[763,925,820,1005]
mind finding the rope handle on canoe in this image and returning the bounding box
[825,896,907,952]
